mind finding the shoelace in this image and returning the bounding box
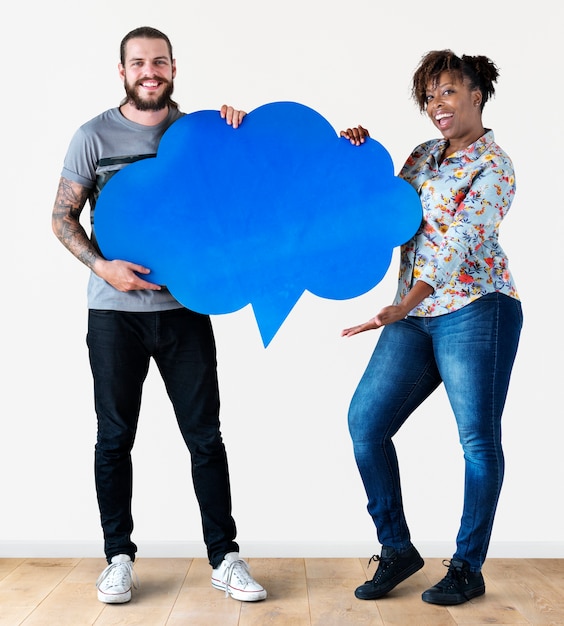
[367,554,386,568]
[96,560,139,591]
[365,553,394,583]
[222,559,252,597]
[439,559,468,588]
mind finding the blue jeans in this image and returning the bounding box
[87,308,238,567]
[348,293,523,571]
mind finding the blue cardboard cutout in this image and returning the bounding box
[94,102,422,347]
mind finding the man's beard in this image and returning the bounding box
[124,77,174,111]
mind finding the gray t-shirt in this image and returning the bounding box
[62,106,185,312]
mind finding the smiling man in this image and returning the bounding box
[51,26,265,606]
[119,33,176,115]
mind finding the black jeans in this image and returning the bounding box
[87,308,238,567]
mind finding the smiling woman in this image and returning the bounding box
[340,49,523,607]
[412,50,498,158]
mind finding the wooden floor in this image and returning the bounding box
[1,557,563,625]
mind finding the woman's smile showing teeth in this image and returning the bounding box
[435,111,453,129]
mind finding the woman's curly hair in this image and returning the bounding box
[411,50,499,113]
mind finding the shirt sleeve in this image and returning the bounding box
[60,126,98,189]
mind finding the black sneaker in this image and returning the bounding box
[422,558,485,605]
[355,545,424,600]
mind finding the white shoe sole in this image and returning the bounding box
[97,589,132,603]
[211,579,267,602]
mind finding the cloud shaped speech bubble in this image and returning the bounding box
[94,102,422,347]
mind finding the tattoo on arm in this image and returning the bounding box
[52,178,100,270]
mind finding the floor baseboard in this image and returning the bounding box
[1,540,563,559]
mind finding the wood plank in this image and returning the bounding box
[20,582,104,626]
[0,559,78,626]
[167,557,241,625]
[305,557,367,580]
[305,558,383,625]
[307,577,384,625]
[16,559,106,626]
[479,559,564,624]
[0,558,25,581]
[238,558,310,626]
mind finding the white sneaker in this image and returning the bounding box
[96,554,138,603]
[211,552,267,601]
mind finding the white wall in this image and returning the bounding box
[1,0,562,560]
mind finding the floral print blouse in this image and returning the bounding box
[395,130,520,317]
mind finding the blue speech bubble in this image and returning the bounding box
[94,102,421,347]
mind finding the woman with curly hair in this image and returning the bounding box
[340,50,522,605]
